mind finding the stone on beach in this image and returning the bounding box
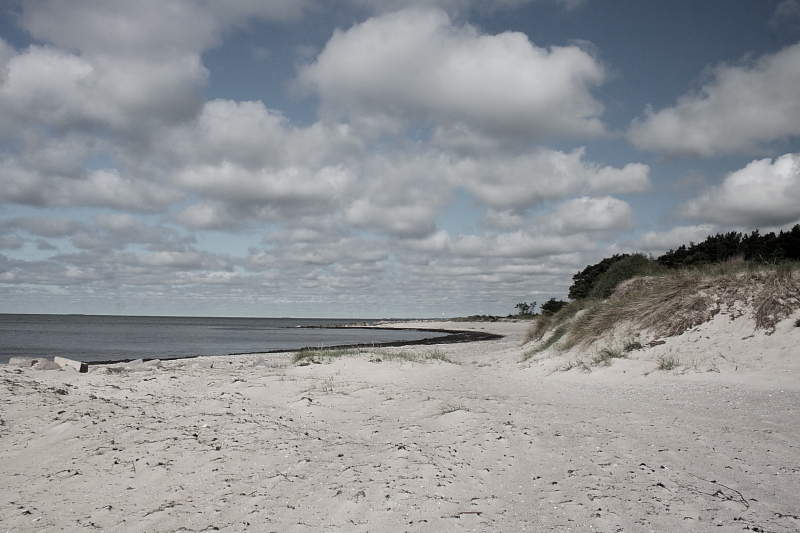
[8,357,39,367]
[54,356,89,373]
[33,360,62,370]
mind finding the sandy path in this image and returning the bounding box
[1,320,799,532]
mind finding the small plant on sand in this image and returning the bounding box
[294,346,459,365]
[292,347,365,364]
[370,349,417,362]
[656,354,681,371]
[425,348,458,364]
[555,358,592,373]
[592,346,626,367]
[440,403,469,415]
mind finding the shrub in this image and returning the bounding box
[540,297,568,315]
[569,254,630,300]
[588,253,656,300]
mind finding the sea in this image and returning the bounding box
[0,314,449,365]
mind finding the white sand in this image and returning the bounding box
[1,316,799,532]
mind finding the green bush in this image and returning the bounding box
[540,297,568,315]
[588,253,655,300]
[569,254,629,300]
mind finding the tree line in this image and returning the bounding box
[568,224,800,301]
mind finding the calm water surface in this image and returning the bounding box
[0,314,447,364]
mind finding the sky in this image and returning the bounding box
[1,0,800,318]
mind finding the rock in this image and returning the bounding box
[8,357,38,367]
[106,359,160,373]
[54,357,89,373]
[33,360,62,371]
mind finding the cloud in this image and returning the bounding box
[628,225,718,254]
[176,163,355,220]
[0,159,182,210]
[0,44,207,140]
[548,196,635,234]
[770,0,800,31]
[680,153,800,227]
[0,233,23,249]
[299,8,606,140]
[344,154,454,237]
[0,0,661,317]
[454,147,649,210]
[628,43,800,157]
[343,0,586,16]
[18,0,309,57]
[9,216,85,237]
[450,231,595,259]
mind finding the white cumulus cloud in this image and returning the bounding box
[628,43,800,157]
[454,148,649,210]
[680,153,800,227]
[299,7,606,140]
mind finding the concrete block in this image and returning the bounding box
[54,356,89,373]
[8,357,38,367]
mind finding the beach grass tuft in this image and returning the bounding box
[292,346,458,365]
[439,403,469,415]
[656,354,681,371]
[591,346,626,366]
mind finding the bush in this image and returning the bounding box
[540,297,568,315]
[588,253,655,300]
[569,254,630,300]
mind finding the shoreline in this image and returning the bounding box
[81,326,505,366]
[1,319,798,532]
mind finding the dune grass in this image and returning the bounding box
[523,261,800,358]
[293,346,458,365]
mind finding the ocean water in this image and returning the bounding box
[0,314,448,364]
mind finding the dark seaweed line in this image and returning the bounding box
[87,328,503,365]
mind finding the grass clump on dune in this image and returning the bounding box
[293,346,458,365]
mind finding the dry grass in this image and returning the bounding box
[524,262,800,355]
[522,300,588,345]
[293,346,458,365]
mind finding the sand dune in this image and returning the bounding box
[1,315,799,532]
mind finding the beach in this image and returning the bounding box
[1,318,799,532]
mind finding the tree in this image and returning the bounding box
[568,254,630,300]
[540,298,567,315]
[515,302,535,315]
